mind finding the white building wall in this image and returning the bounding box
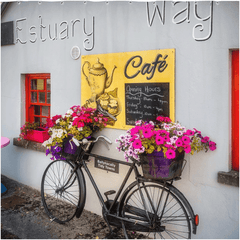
[1,1,239,238]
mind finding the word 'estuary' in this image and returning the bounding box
[16,16,95,51]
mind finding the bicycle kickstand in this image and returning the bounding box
[121,220,129,239]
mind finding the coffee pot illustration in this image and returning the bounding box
[82,58,117,103]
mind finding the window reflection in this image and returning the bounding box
[31,79,37,90]
[47,79,51,91]
[42,106,49,117]
[31,92,37,103]
[39,92,45,103]
[34,106,40,115]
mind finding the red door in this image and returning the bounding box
[232,50,239,171]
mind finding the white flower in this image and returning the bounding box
[57,133,62,138]
[42,137,53,147]
[170,136,178,144]
[181,127,187,133]
[149,121,155,126]
[138,146,145,153]
[66,109,73,115]
[177,131,183,136]
[163,123,170,130]
[56,119,60,124]
[58,129,63,134]
[135,120,142,125]
[78,127,83,131]
[119,135,125,141]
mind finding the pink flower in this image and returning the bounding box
[131,126,140,136]
[209,141,217,151]
[77,122,84,128]
[166,149,176,159]
[142,127,153,138]
[182,136,191,145]
[185,130,195,136]
[162,135,170,142]
[156,136,164,145]
[132,139,142,149]
[156,116,172,123]
[201,136,210,143]
[165,144,174,149]
[183,145,191,154]
[175,138,183,147]
[193,128,201,135]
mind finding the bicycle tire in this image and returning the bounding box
[121,183,191,239]
[41,160,84,223]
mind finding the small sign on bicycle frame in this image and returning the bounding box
[94,158,119,174]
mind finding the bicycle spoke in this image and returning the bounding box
[122,184,191,239]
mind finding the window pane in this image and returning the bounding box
[42,118,47,124]
[47,79,51,91]
[34,117,40,123]
[47,92,51,104]
[31,79,37,90]
[42,106,49,117]
[37,79,44,90]
[34,105,40,115]
[39,92,45,103]
[31,92,37,103]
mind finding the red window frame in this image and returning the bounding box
[25,74,51,124]
[231,50,239,171]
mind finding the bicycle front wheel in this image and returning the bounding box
[122,183,191,239]
[41,160,83,223]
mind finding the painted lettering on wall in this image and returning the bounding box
[16,16,95,51]
[146,1,215,41]
[124,54,168,80]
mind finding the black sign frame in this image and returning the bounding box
[125,82,170,125]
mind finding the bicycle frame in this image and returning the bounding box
[81,152,139,214]
[70,146,198,236]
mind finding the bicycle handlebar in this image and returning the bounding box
[71,135,112,151]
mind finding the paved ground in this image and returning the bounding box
[1,175,145,239]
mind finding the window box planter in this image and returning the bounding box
[24,128,50,143]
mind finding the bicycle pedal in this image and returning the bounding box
[104,190,116,197]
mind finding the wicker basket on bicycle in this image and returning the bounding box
[61,135,95,161]
[140,150,185,181]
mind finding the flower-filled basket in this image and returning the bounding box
[43,105,114,161]
[116,116,217,181]
[140,150,185,181]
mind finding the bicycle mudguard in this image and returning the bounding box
[118,179,198,235]
[75,166,87,218]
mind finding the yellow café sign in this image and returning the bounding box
[81,49,175,130]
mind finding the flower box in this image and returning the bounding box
[24,128,50,143]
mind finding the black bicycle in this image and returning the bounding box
[41,135,199,239]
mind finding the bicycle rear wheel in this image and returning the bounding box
[122,183,191,239]
[41,160,83,223]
